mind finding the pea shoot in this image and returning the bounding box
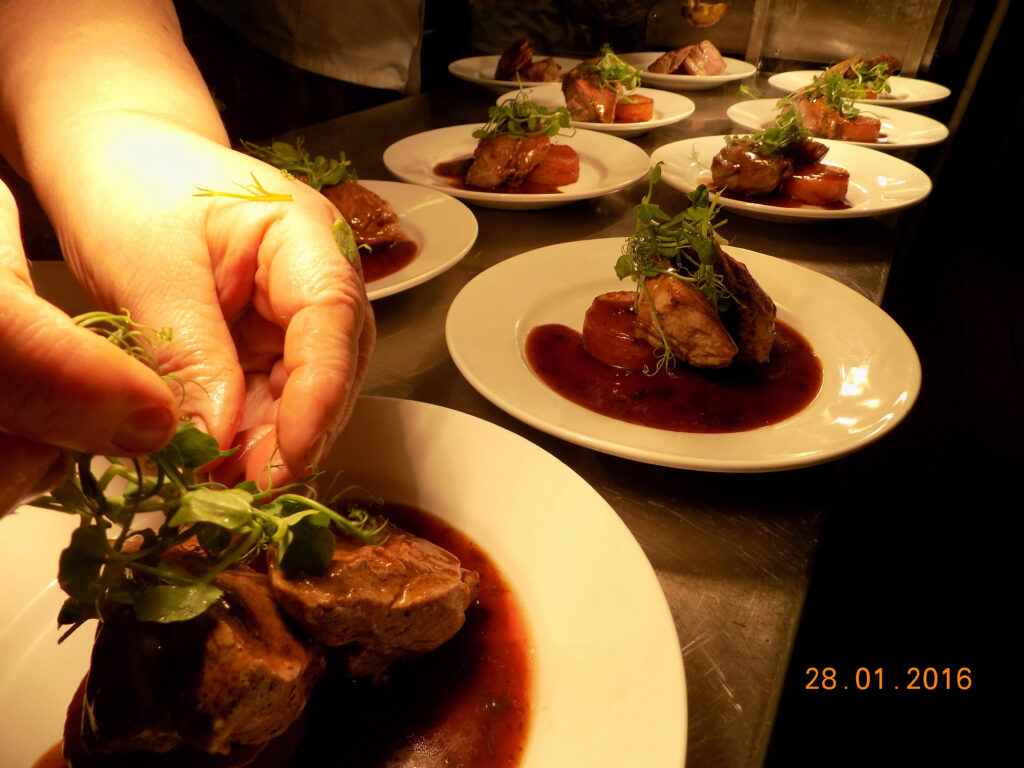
[472,85,572,140]
[31,311,386,640]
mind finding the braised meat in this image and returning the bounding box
[634,274,739,369]
[79,567,324,757]
[790,94,881,142]
[321,181,402,248]
[648,40,726,76]
[717,250,776,363]
[465,133,551,188]
[711,138,794,196]
[268,527,480,679]
[562,59,623,123]
[494,37,561,81]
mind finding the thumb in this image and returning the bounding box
[0,275,178,456]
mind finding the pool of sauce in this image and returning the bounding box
[433,158,561,195]
[526,315,823,433]
[38,503,531,768]
[362,239,418,283]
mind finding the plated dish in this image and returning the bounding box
[383,124,651,210]
[650,135,931,221]
[726,99,949,149]
[768,70,951,108]
[446,238,921,471]
[359,180,478,300]
[497,84,695,137]
[618,51,756,90]
[0,396,686,768]
[447,54,581,94]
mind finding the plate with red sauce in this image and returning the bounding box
[726,99,949,150]
[382,124,651,210]
[768,70,951,108]
[446,238,921,472]
[358,180,478,300]
[496,84,696,138]
[0,396,686,768]
[650,135,932,221]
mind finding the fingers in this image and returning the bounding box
[0,432,69,518]
[218,190,374,486]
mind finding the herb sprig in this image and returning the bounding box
[615,164,734,373]
[725,107,811,156]
[240,138,358,191]
[472,86,572,140]
[32,312,387,639]
[580,44,642,90]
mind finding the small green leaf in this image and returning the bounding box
[58,526,109,605]
[278,514,336,572]
[333,216,359,265]
[132,583,224,623]
[169,487,257,531]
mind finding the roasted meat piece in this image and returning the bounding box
[717,250,776,363]
[268,526,480,679]
[321,181,402,248]
[634,274,739,369]
[648,40,726,76]
[562,59,623,122]
[790,94,881,141]
[79,567,324,757]
[711,138,794,196]
[494,38,561,81]
[465,134,551,188]
[519,57,562,82]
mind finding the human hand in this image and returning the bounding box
[0,179,178,516]
[44,116,374,489]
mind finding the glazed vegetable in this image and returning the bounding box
[31,311,386,639]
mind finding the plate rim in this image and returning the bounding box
[766,69,952,107]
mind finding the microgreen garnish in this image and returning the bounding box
[580,44,642,90]
[193,173,292,201]
[240,138,358,191]
[724,107,811,156]
[615,164,734,373]
[777,67,862,119]
[472,86,572,140]
[31,311,387,639]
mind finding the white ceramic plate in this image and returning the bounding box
[726,99,949,150]
[618,52,756,91]
[446,239,921,472]
[359,180,478,300]
[0,396,686,768]
[649,135,932,221]
[383,125,651,210]
[448,54,581,94]
[496,84,696,138]
[767,70,951,108]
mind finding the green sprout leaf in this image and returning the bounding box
[241,138,358,191]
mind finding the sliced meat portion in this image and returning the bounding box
[495,38,532,80]
[790,96,881,142]
[717,249,776,363]
[634,274,738,369]
[519,57,562,81]
[648,45,693,74]
[321,181,402,248]
[711,138,793,196]
[268,526,480,679]
[465,134,550,189]
[681,40,726,76]
[562,64,622,122]
[648,40,726,76]
[81,566,323,757]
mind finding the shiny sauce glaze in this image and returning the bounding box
[433,158,561,195]
[38,503,531,768]
[526,302,823,433]
[362,238,418,283]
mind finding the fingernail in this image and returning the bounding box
[113,406,176,454]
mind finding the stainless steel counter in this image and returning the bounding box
[281,76,924,767]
